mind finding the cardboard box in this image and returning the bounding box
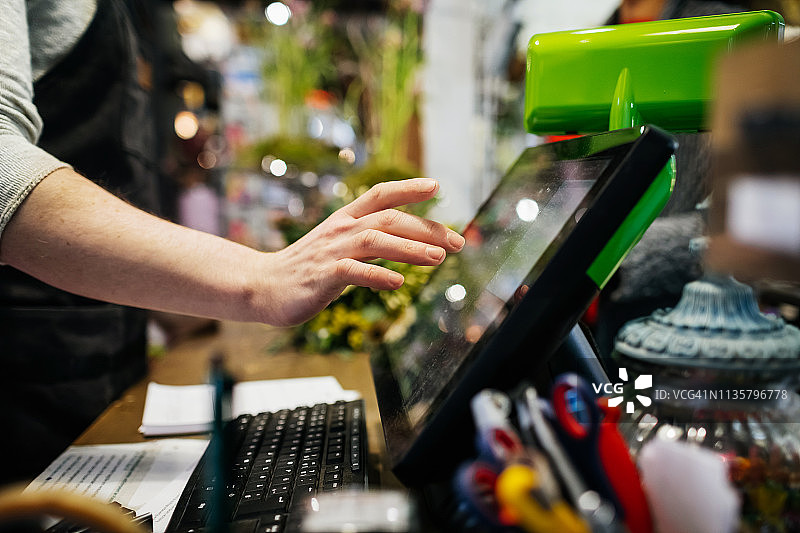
[706,39,800,282]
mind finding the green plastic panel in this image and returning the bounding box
[587,156,676,289]
[525,11,784,134]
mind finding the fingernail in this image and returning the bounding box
[447,231,466,250]
[426,246,445,261]
[389,271,404,286]
[419,178,437,192]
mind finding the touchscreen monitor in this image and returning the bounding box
[372,126,676,484]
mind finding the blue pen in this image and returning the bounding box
[207,353,235,533]
[547,374,623,516]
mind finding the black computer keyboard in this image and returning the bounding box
[166,400,367,533]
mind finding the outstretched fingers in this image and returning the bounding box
[350,229,446,266]
[343,178,439,219]
[334,258,405,290]
[360,209,465,253]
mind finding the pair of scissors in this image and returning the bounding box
[549,374,653,533]
[495,462,589,533]
[516,386,619,533]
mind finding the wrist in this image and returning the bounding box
[238,250,283,325]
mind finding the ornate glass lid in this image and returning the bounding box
[614,275,800,383]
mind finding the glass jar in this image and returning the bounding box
[613,275,800,532]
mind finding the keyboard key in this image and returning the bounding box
[322,480,341,491]
[275,458,296,470]
[264,494,290,512]
[260,513,285,525]
[244,481,267,493]
[326,451,343,463]
[294,484,316,497]
[297,474,317,485]
[252,473,270,483]
[268,484,290,496]
[240,491,261,503]
[323,471,342,483]
[271,475,292,486]
[326,444,343,455]
[274,466,295,477]
[277,451,298,461]
[181,501,208,526]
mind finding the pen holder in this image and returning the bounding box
[612,274,800,532]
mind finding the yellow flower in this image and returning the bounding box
[347,329,364,351]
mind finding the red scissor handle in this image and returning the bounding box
[596,399,653,533]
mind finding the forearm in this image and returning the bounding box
[0,168,268,322]
[1,171,463,327]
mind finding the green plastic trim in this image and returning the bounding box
[525,10,784,134]
[587,68,676,289]
[587,155,676,289]
[609,67,641,131]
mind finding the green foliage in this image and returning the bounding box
[239,135,343,173]
[250,3,337,137]
[243,3,430,355]
[294,260,435,354]
[345,9,421,167]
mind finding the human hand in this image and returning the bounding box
[256,178,465,326]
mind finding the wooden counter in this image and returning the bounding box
[74,320,401,488]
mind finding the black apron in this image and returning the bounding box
[0,0,159,483]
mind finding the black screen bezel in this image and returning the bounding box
[371,126,676,485]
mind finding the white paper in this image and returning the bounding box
[27,439,208,533]
[139,376,361,436]
[232,376,360,415]
[27,442,152,504]
[728,175,800,255]
[139,383,215,435]
[126,440,209,532]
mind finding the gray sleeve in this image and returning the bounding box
[0,0,70,242]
